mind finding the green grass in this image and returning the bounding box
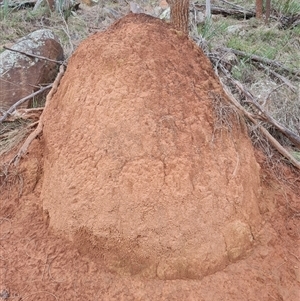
[0,0,11,21]
[272,0,300,15]
[226,26,299,68]
[0,4,89,58]
[193,0,300,144]
[0,9,42,46]
[291,151,300,161]
[231,61,257,83]
[197,18,229,41]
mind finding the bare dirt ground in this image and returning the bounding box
[0,12,299,301]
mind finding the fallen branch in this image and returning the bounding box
[227,71,300,149]
[6,108,44,122]
[0,85,52,123]
[220,47,300,77]
[260,83,285,107]
[216,65,300,170]
[3,46,65,65]
[194,3,255,19]
[258,63,297,93]
[10,65,65,166]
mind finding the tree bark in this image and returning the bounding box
[256,0,263,19]
[166,0,190,35]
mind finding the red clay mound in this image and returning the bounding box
[41,14,262,279]
[1,13,299,301]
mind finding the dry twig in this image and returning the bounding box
[221,47,300,77]
[5,108,44,122]
[226,71,300,149]
[258,63,297,93]
[10,65,65,166]
[3,46,65,65]
[216,65,300,169]
[0,85,52,123]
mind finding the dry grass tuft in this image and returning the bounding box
[249,123,300,189]
[210,92,241,139]
[0,161,24,198]
[0,119,32,156]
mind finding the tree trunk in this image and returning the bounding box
[256,0,263,19]
[166,0,190,35]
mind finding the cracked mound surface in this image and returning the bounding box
[41,14,262,279]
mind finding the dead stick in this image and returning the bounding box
[216,67,300,169]
[0,85,52,123]
[3,46,65,65]
[10,65,65,166]
[229,72,300,149]
[260,64,297,93]
[195,3,254,17]
[221,83,300,169]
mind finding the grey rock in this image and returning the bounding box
[0,29,64,112]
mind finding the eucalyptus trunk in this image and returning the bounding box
[166,0,190,35]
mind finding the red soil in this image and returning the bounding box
[0,14,299,300]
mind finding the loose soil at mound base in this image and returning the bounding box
[1,14,300,300]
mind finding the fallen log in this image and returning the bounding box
[194,4,255,19]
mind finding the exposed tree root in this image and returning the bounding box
[9,65,65,166]
[0,85,51,123]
